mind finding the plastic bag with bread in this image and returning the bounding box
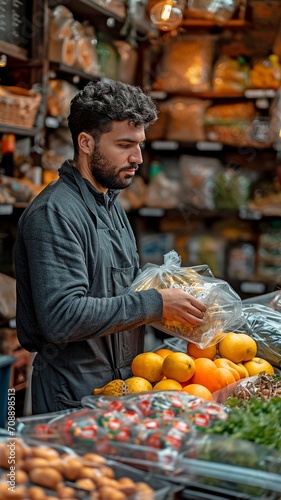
[130,250,244,348]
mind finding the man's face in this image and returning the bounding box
[90,121,145,191]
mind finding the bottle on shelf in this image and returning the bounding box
[0,134,16,177]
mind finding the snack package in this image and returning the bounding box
[153,35,215,93]
[130,250,244,348]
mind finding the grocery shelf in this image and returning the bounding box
[0,41,28,61]
[49,61,100,82]
[0,124,39,137]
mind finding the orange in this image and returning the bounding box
[131,352,163,383]
[153,379,183,391]
[162,352,195,383]
[125,377,152,393]
[189,358,223,393]
[243,357,274,376]
[154,348,174,359]
[218,332,257,363]
[236,333,257,361]
[187,343,217,360]
[181,384,213,401]
[236,362,249,378]
[214,358,240,381]
[216,367,237,388]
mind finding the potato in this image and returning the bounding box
[117,477,136,495]
[135,481,154,498]
[0,482,26,500]
[29,466,62,490]
[0,441,23,468]
[62,456,83,481]
[95,477,121,489]
[31,447,59,460]
[15,469,29,484]
[99,486,126,500]
[98,465,115,479]
[82,453,106,465]
[75,478,96,491]
[27,486,47,500]
[57,484,77,498]
[22,457,50,471]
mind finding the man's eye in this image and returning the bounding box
[140,142,146,150]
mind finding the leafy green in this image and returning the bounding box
[204,397,281,452]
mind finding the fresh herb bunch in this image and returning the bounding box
[205,396,281,453]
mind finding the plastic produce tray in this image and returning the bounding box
[166,458,281,499]
[0,434,180,499]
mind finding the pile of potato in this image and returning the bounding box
[0,438,155,499]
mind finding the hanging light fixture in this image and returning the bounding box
[149,0,183,31]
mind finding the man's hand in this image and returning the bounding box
[159,288,207,327]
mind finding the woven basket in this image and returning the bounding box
[0,86,42,129]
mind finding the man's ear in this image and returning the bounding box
[78,132,94,155]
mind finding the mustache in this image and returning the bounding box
[121,164,139,171]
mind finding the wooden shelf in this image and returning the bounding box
[150,89,277,100]
[49,0,125,23]
[180,18,252,29]
[0,124,39,136]
[49,61,100,82]
[0,41,28,61]
[48,0,151,36]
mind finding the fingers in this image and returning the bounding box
[160,288,207,327]
[185,293,207,314]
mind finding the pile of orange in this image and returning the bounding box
[127,332,274,400]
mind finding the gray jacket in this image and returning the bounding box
[15,161,163,413]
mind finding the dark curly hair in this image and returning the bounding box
[68,80,158,157]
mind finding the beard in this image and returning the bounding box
[90,145,138,190]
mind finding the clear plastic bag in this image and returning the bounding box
[241,291,281,368]
[187,0,239,24]
[130,250,244,348]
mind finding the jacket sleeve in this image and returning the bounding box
[16,204,163,344]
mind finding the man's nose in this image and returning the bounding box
[129,146,143,165]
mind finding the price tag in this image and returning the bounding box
[244,89,276,98]
[0,204,13,215]
[151,141,179,150]
[138,207,165,217]
[240,282,266,294]
[196,142,223,151]
[45,117,59,129]
[149,91,168,100]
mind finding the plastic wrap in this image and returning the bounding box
[172,434,281,498]
[240,291,281,368]
[0,435,174,499]
[130,250,244,347]
[19,392,227,473]
[212,373,281,404]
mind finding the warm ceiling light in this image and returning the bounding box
[150,0,183,31]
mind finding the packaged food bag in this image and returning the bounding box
[130,250,244,348]
[241,291,281,368]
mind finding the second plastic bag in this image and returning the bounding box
[130,250,244,348]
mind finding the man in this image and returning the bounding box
[15,80,206,414]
